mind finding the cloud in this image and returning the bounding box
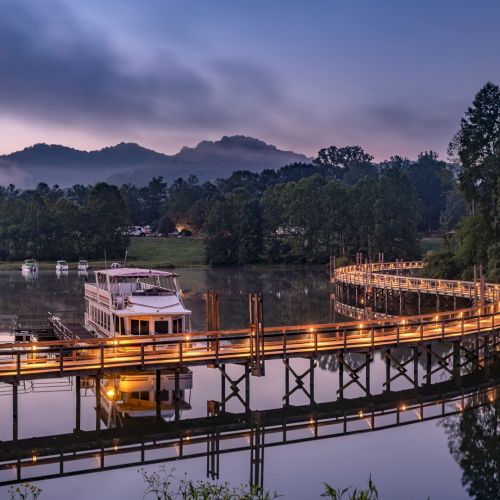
[327,99,461,159]
[363,103,457,139]
[0,0,308,140]
[0,160,30,187]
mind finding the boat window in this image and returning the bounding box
[130,391,150,401]
[131,320,139,335]
[114,315,125,335]
[172,318,183,333]
[131,319,149,335]
[155,321,170,334]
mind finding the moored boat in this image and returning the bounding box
[56,260,69,271]
[21,259,38,273]
[84,267,191,337]
[78,259,89,271]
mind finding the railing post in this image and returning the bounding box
[141,343,145,369]
[59,346,64,376]
[100,344,104,372]
[249,293,265,377]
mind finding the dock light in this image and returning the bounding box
[186,335,191,341]
[32,454,37,463]
[400,404,407,411]
[358,410,364,418]
[106,388,115,398]
[113,445,118,451]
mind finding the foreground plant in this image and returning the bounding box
[140,466,279,499]
[8,483,42,500]
[321,474,378,500]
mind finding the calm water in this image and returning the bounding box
[0,268,497,500]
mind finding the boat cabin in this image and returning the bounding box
[84,268,191,337]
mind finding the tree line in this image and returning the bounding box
[0,148,459,264]
[2,83,497,278]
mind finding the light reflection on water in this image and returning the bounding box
[0,268,497,499]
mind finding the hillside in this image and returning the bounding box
[0,136,310,187]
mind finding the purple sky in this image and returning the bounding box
[1,0,499,160]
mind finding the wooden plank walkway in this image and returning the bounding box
[333,261,500,302]
[0,261,498,381]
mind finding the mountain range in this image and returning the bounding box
[0,135,310,187]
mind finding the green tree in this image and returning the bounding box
[80,183,130,259]
[374,166,420,260]
[446,82,500,280]
[406,151,454,233]
[204,198,238,265]
[314,145,374,180]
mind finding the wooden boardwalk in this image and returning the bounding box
[0,261,498,381]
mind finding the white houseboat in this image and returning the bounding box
[84,268,191,337]
[56,260,69,271]
[21,259,38,273]
[78,259,89,271]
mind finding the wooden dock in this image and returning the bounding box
[0,261,498,381]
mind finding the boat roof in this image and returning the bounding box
[96,267,178,278]
[115,294,191,316]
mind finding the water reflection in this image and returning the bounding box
[0,266,333,330]
[97,369,193,426]
[441,388,500,500]
[0,267,498,499]
[0,366,497,490]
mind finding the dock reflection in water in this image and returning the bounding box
[0,361,498,493]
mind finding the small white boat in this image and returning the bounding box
[110,262,122,269]
[55,260,69,271]
[78,259,89,271]
[21,259,38,273]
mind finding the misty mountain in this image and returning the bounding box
[0,136,310,187]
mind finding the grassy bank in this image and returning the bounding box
[0,237,206,271]
[126,237,205,267]
[420,237,446,256]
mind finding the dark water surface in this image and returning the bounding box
[0,268,497,499]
